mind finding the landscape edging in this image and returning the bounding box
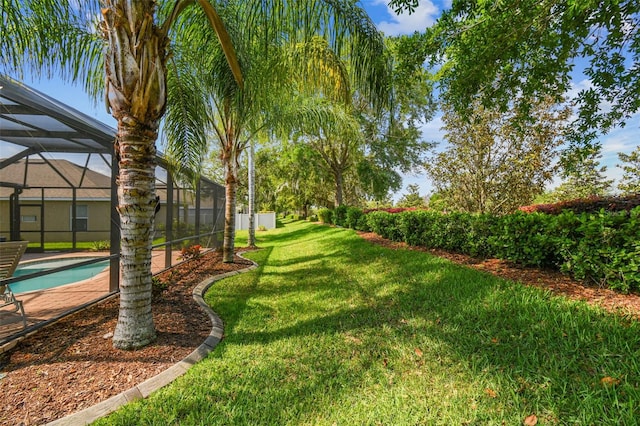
[47,252,258,426]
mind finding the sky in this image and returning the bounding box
[3,0,638,202]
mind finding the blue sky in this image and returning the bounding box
[4,0,638,201]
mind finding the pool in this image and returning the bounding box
[11,258,110,294]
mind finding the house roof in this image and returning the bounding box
[0,158,112,199]
[0,75,115,162]
[0,76,224,200]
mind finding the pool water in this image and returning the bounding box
[11,258,109,294]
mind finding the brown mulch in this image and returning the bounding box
[358,231,640,320]
[2,231,640,425]
[0,250,254,426]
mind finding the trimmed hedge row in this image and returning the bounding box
[338,207,640,293]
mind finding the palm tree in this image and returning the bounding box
[5,0,388,349]
[5,0,243,350]
[163,6,389,262]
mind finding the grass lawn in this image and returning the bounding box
[97,220,640,425]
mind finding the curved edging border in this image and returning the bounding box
[48,252,258,426]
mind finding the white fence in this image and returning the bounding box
[235,212,276,231]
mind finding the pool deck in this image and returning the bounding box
[0,250,182,343]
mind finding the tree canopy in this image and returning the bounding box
[617,147,640,194]
[394,0,639,152]
[426,96,569,214]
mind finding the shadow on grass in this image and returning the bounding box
[236,221,640,421]
[203,246,275,341]
[101,220,640,424]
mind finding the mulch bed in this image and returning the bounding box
[2,231,640,426]
[0,250,253,426]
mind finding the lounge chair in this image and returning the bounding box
[0,240,29,329]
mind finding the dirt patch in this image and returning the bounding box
[0,250,253,426]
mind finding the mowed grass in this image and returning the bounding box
[97,220,640,425]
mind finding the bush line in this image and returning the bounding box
[318,205,640,293]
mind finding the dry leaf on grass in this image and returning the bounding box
[601,376,620,386]
[484,388,498,398]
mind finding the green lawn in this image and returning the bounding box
[97,220,640,425]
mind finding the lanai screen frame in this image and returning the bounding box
[0,75,225,293]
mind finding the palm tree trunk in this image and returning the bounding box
[112,125,158,350]
[223,149,237,263]
[103,0,167,349]
[247,141,256,247]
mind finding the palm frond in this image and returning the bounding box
[162,57,211,184]
[2,0,104,99]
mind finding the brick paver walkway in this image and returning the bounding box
[0,250,182,342]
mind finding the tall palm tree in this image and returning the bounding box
[4,0,388,349]
[5,0,243,350]
[163,4,389,262]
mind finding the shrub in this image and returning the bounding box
[334,205,348,227]
[318,208,333,224]
[488,212,559,267]
[179,244,202,260]
[519,194,640,215]
[367,211,403,241]
[556,207,640,292]
[356,213,371,232]
[345,207,363,229]
[397,210,435,247]
[363,204,640,292]
[152,276,169,294]
[90,240,110,251]
[461,213,497,258]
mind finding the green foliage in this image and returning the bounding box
[364,206,640,292]
[617,147,640,194]
[427,97,567,215]
[89,240,110,251]
[333,205,348,227]
[550,148,614,202]
[366,211,402,241]
[317,208,334,225]
[425,0,640,153]
[556,208,640,292]
[395,210,495,258]
[488,212,559,267]
[355,213,371,232]
[427,192,449,212]
[345,207,363,229]
[151,276,170,295]
[396,184,426,208]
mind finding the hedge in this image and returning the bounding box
[360,207,640,293]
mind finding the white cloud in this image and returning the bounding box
[372,0,440,35]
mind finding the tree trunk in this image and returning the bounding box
[102,0,167,349]
[334,169,344,207]
[112,125,157,349]
[223,150,237,263]
[247,141,256,247]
